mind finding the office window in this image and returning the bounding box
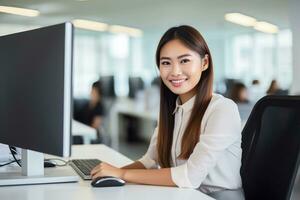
[73,34,100,97]
[232,35,253,79]
[225,29,292,90]
[277,30,292,88]
[108,34,130,96]
[253,33,276,88]
[73,31,143,98]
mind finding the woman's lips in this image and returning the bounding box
[170,79,187,87]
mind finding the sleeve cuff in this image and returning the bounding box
[171,164,195,188]
[138,155,157,169]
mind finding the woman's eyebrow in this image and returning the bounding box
[160,57,171,60]
[160,54,192,60]
[177,54,192,59]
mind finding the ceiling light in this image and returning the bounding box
[0,5,39,17]
[225,13,257,27]
[72,19,108,32]
[254,21,278,34]
[109,25,143,37]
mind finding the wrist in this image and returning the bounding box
[120,169,126,180]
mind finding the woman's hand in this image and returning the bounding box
[90,162,125,180]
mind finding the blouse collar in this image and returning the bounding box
[172,95,196,115]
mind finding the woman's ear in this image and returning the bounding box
[202,54,209,71]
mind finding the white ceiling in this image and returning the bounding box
[0,0,290,34]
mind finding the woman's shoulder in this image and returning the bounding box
[203,93,239,119]
[210,93,237,109]
[202,93,241,129]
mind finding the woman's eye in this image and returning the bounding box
[181,59,190,64]
[161,61,170,65]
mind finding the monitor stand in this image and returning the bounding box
[0,149,79,186]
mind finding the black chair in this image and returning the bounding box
[73,98,89,120]
[241,95,300,200]
[72,98,89,145]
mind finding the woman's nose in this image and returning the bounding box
[171,63,182,76]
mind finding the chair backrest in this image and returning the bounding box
[241,95,300,200]
[73,98,89,121]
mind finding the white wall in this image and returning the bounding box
[289,0,300,94]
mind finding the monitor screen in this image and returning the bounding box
[0,22,73,157]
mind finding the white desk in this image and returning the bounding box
[109,98,158,150]
[72,120,97,144]
[0,145,214,200]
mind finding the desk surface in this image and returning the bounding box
[0,145,214,200]
[72,120,97,144]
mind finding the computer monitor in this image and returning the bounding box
[128,77,144,99]
[99,75,116,98]
[0,22,78,185]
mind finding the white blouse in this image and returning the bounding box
[138,93,242,193]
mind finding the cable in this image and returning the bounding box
[0,159,21,167]
[6,146,69,168]
[9,146,21,167]
[10,147,18,154]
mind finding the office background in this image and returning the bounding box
[0,0,300,159]
[1,1,300,199]
[1,0,298,95]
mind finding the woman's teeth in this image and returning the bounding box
[171,79,185,83]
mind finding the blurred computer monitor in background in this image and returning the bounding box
[128,77,145,99]
[99,75,116,98]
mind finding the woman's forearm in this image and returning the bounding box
[122,168,176,187]
[121,161,146,169]
[91,161,176,187]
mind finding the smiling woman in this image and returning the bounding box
[159,40,209,103]
[91,25,242,194]
[155,26,214,165]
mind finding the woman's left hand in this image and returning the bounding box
[90,162,125,180]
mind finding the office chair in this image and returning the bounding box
[128,76,145,99]
[241,95,300,200]
[72,98,89,144]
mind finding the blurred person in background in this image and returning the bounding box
[266,79,283,95]
[74,81,105,143]
[229,82,249,103]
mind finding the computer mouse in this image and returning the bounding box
[91,176,125,187]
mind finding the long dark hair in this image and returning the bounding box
[156,25,214,168]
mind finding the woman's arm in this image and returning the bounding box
[91,162,176,187]
[122,167,176,186]
[91,116,102,129]
[122,161,146,169]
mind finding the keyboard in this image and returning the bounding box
[69,159,101,180]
